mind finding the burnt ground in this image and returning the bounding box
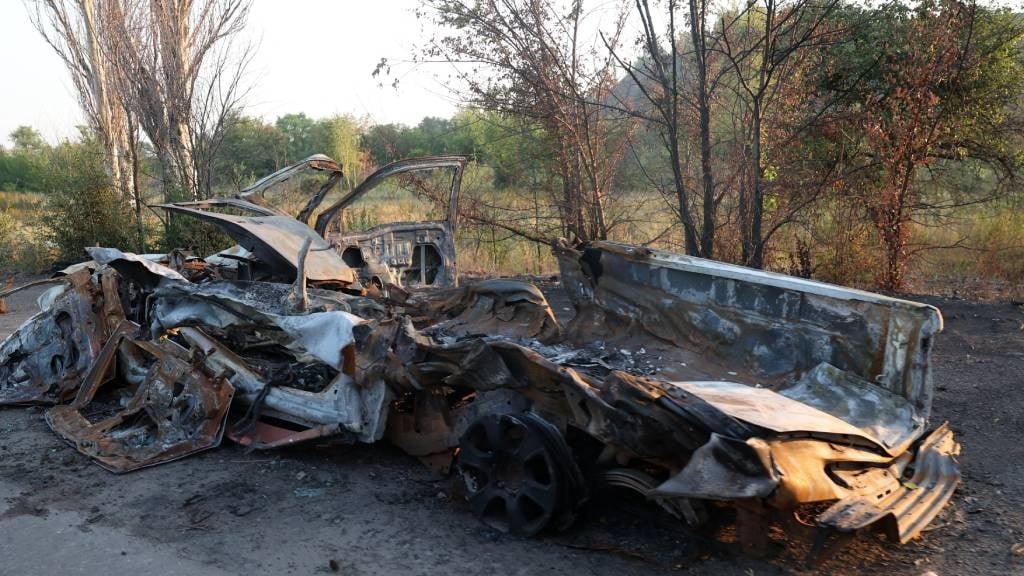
[1,280,1023,576]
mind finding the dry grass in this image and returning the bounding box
[3,186,1022,299]
[0,191,53,274]
[907,200,1024,300]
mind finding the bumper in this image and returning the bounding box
[816,423,960,542]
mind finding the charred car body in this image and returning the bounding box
[0,155,959,554]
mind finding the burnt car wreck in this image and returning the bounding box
[0,155,959,558]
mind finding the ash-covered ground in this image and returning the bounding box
[1,279,1022,576]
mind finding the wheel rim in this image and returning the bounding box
[458,413,561,536]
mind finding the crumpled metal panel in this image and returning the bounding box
[238,154,341,206]
[0,269,120,405]
[418,279,561,343]
[556,241,943,420]
[816,423,960,542]
[86,247,189,288]
[666,380,893,453]
[46,324,234,473]
[157,204,356,284]
[314,156,467,237]
[653,433,779,500]
[179,327,388,443]
[150,282,363,370]
[780,363,921,452]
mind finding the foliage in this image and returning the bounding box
[160,210,235,258]
[42,137,136,263]
[0,127,48,192]
[322,115,368,189]
[420,0,634,243]
[4,0,1024,294]
[214,113,287,190]
[818,0,1024,289]
[0,209,17,272]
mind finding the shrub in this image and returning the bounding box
[42,140,136,263]
[0,209,16,272]
[159,186,235,256]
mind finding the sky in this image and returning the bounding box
[0,1,460,147]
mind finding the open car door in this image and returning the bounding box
[156,155,466,289]
[155,155,355,285]
[315,156,467,289]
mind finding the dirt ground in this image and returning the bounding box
[1,280,1023,576]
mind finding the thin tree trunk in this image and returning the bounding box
[689,0,716,258]
[749,97,765,268]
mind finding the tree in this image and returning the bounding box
[842,0,1024,289]
[100,0,252,201]
[0,128,48,192]
[9,126,48,154]
[30,0,142,246]
[321,114,368,189]
[362,123,413,166]
[605,0,720,257]
[419,0,633,244]
[714,0,845,268]
[43,133,136,261]
[214,113,286,190]
[276,113,322,162]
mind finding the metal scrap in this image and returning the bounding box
[0,154,961,553]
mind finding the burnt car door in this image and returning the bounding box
[314,156,467,289]
[157,155,356,285]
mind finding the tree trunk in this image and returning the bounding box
[689,0,716,259]
[749,100,765,269]
[668,125,700,256]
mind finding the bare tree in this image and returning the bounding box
[419,0,632,244]
[29,0,145,247]
[714,0,843,268]
[603,0,720,257]
[102,0,252,201]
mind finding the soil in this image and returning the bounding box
[1,280,1022,576]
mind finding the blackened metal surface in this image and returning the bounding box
[46,329,234,473]
[816,423,961,543]
[556,241,942,446]
[158,204,356,284]
[0,270,116,405]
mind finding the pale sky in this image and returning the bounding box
[0,1,460,147]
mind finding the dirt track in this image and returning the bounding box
[1,281,1022,576]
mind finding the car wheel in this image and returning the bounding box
[457,412,582,536]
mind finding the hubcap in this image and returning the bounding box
[458,412,563,536]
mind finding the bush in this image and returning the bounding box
[43,140,136,263]
[0,209,16,272]
[159,186,235,256]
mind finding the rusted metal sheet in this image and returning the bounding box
[46,324,234,473]
[314,156,466,237]
[553,240,958,542]
[0,268,120,405]
[157,204,357,284]
[562,241,941,391]
[321,157,467,289]
[816,423,960,543]
[238,153,342,221]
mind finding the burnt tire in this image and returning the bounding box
[457,412,585,536]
